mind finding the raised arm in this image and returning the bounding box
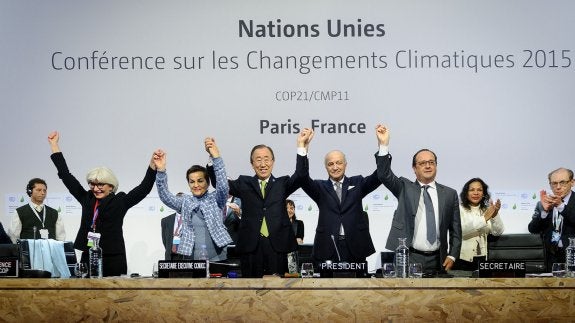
[375,124,403,198]
[290,128,314,196]
[205,137,228,208]
[47,131,88,201]
[154,150,184,213]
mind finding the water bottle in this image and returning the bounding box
[89,238,103,278]
[198,244,210,278]
[395,238,409,278]
[566,237,575,277]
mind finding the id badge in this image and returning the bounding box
[551,230,561,243]
[87,232,102,247]
[173,236,180,251]
[39,229,49,239]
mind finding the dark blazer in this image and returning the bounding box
[291,219,304,240]
[0,222,11,244]
[300,154,382,261]
[377,154,462,263]
[51,152,156,276]
[228,154,307,254]
[160,213,177,260]
[528,191,575,257]
[223,197,242,244]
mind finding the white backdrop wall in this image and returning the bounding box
[1,0,574,274]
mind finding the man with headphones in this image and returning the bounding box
[9,178,66,243]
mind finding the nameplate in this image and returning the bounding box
[318,261,368,278]
[158,260,207,278]
[0,258,19,278]
[478,261,526,278]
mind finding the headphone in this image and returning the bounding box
[26,182,33,197]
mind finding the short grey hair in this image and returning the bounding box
[86,167,119,193]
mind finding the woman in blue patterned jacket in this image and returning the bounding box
[154,138,232,261]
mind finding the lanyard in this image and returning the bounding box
[91,200,100,232]
[29,204,46,228]
[173,214,182,236]
[553,208,563,232]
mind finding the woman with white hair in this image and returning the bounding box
[47,131,160,276]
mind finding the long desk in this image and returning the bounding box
[1,277,574,322]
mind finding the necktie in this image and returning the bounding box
[335,182,342,202]
[260,181,269,237]
[172,215,182,253]
[422,185,437,244]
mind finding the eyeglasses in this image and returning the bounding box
[416,160,436,167]
[549,180,572,187]
[88,182,109,189]
[252,158,273,166]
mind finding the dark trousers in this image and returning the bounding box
[409,251,441,276]
[240,235,287,278]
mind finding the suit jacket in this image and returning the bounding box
[291,219,304,240]
[528,191,575,255]
[377,154,462,263]
[161,213,177,260]
[223,196,242,244]
[0,222,11,244]
[228,154,307,254]
[300,155,383,261]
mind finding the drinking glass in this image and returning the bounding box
[74,263,87,278]
[152,262,159,278]
[552,263,566,277]
[382,263,395,278]
[409,263,423,278]
[301,263,314,278]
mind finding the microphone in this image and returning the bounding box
[330,234,342,262]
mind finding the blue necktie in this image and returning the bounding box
[422,185,437,244]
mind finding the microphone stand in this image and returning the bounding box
[32,226,37,270]
[330,234,342,262]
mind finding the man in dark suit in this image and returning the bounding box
[228,129,313,277]
[528,167,575,272]
[376,125,461,275]
[160,193,184,260]
[299,127,384,264]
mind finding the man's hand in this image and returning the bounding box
[540,190,561,212]
[376,124,389,146]
[297,128,314,150]
[443,257,455,271]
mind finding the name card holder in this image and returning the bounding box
[478,261,526,278]
[318,261,369,278]
[0,257,19,278]
[158,260,207,278]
